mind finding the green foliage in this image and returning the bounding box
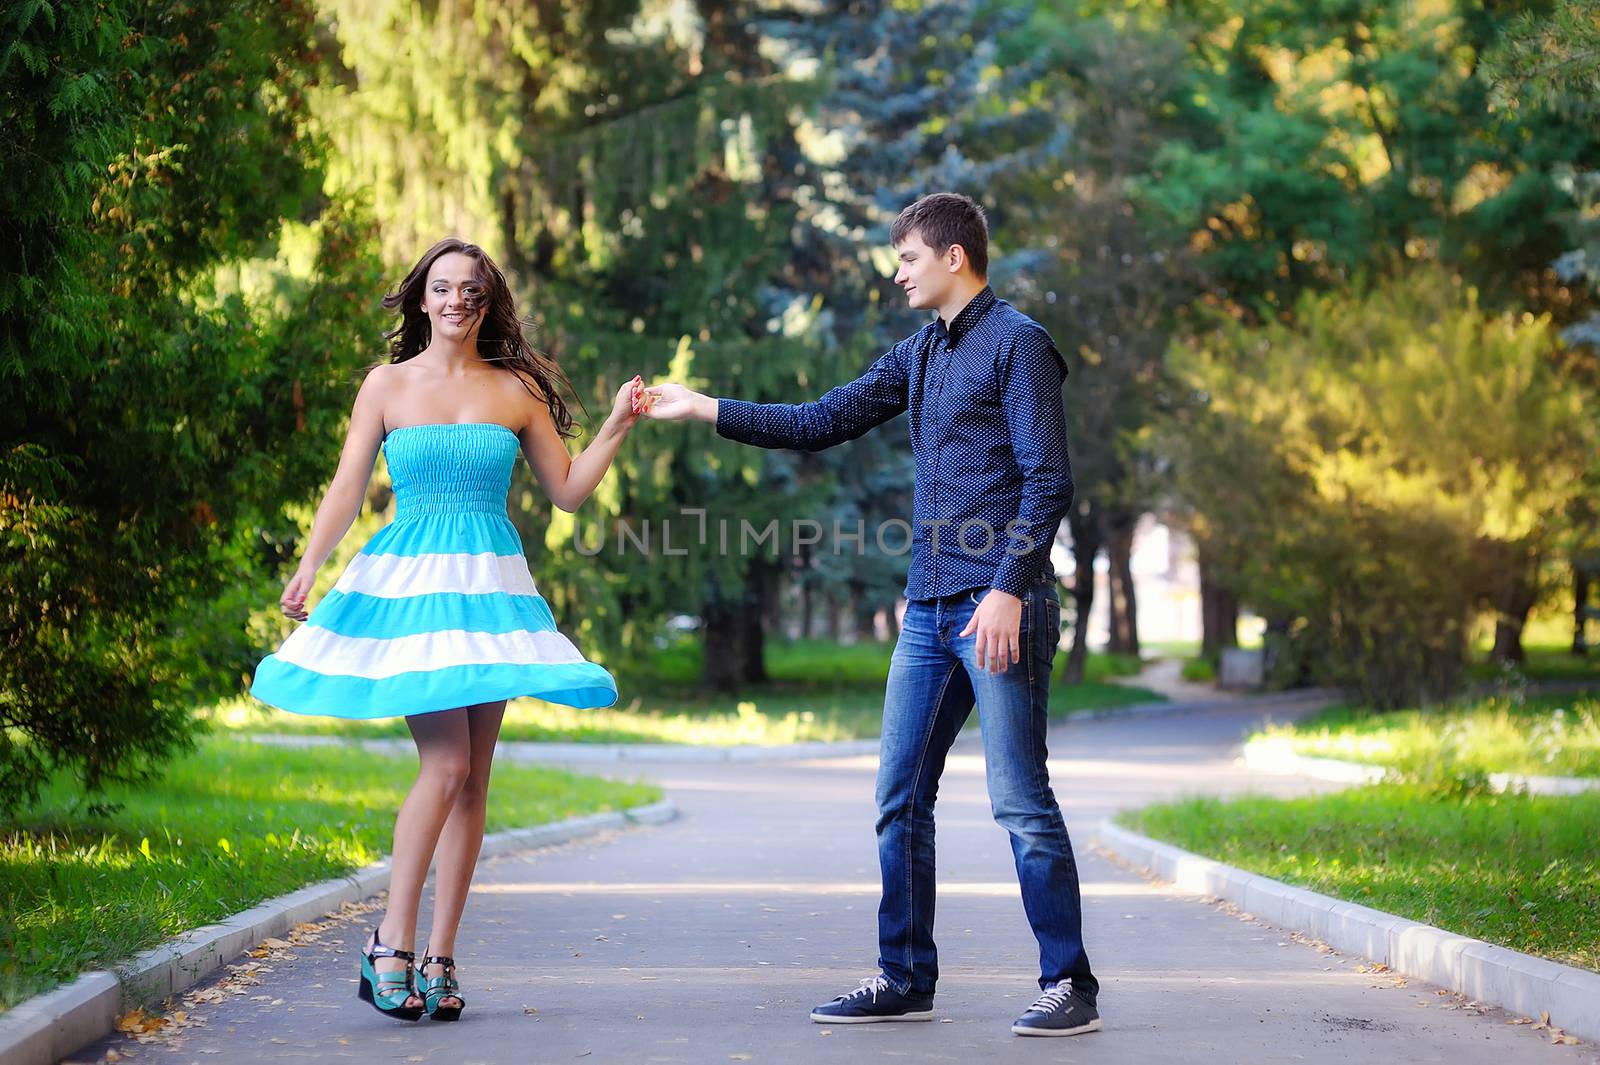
[1,0,387,813]
[1254,689,1600,779]
[1162,267,1599,706]
[0,735,658,1008]
[305,0,847,683]
[1481,0,1600,115]
[1122,785,1600,972]
[1130,0,1599,313]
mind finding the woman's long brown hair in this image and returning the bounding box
[381,237,581,437]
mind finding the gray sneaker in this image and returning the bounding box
[1011,983,1102,1037]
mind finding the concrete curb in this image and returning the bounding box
[1242,738,1600,795]
[0,799,677,1065]
[1094,819,1600,1044]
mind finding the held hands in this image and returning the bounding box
[280,567,315,622]
[613,380,713,422]
[613,375,657,426]
[960,590,1023,673]
[641,382,714,422]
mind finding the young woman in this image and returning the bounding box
[251,237,644,1022]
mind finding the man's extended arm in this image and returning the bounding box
[647,343,910,451]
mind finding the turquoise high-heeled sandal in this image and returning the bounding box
[419,950,464,1021]
[357,928,423,1021]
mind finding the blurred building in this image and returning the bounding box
[1052,514,1202,650]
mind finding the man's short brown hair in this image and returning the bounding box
[890,193,989,279]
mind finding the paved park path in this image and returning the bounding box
[78,700,1595,1064]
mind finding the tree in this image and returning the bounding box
[1161,267,1598,705]
[1114,0,1600,662]
[756,0,1068,651]
[1481,0,1600,114]
[1131,0,1599,318]
[1,0,386,811]
[301,0,825,688]
[1480,0,1600,657]
[993,15,1198,676]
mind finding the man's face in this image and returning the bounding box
[893,232,955,312]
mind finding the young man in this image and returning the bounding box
[645,193,1100,1037]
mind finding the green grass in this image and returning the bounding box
[1252,690,1600,778]
[1121,786,1600,972]
[653,637,1144,687]
[1181,657,1217,683]
[0,735,659,1011]
[216,640,1161,745]
[1140,640,1199,657]
[1466,644,1600,683]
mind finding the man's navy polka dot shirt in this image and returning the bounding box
[716,286,1075,601]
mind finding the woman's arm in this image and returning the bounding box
[279,367,390,619]
[519,379,640,513]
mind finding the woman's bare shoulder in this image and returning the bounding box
[361,360,403,386]
[362,359,432,395]
[488,363,547,416]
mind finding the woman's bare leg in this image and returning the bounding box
[370,708,473,1009]
[420,700,506,1007]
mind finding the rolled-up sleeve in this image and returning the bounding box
[715,343,910,452]
[990,326,1073,597]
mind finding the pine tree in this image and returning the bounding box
[1,0,386,811]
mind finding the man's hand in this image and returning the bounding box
[644,383,717,423]
[960,589,1023,673]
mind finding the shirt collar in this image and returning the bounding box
[936,286,997,347]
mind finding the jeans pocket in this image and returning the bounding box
[1037,594,1061,663]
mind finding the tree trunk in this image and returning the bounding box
[885,600,902,642]
[743,559,774,684]
[1197,540,1239,663]
[765,571,786,635]
[851,583,877,643]
[824,593,842,642]
[701,596,745,694]
[700,564,770,692]
[1488,541,1539,665]
[1575,560,1592,656]
[799,578,814,640]
[1064,503,1102,684]
[1491,607,1533,665]
[1104,509,1140,658]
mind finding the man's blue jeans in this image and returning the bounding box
[874,577,1098,1002]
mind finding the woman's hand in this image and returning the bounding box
[280,567,315,622]
[611,375,653,429]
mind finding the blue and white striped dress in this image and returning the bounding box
[250,423,618,718]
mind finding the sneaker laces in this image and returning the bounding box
[1028,983,1074,1013]
[839,974,892,1004]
